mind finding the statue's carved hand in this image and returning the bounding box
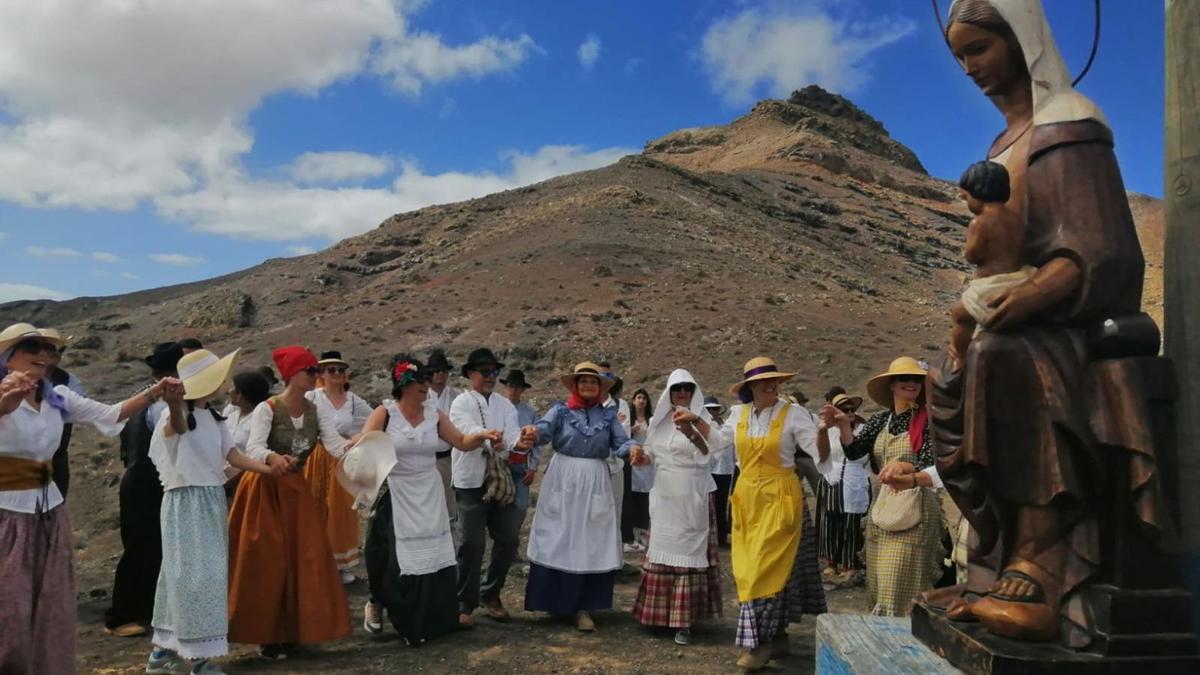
[985,281,1042,331]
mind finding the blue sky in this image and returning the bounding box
[0,1,1165,303]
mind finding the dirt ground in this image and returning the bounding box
[74,491,872,674]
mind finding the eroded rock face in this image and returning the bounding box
[185,290,256,329]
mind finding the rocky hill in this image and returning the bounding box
[4,85,1163,408]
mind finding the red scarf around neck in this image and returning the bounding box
[566,391,600,410]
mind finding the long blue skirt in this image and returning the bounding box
[524,563,614,615]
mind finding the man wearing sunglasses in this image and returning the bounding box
[448,347,530,626]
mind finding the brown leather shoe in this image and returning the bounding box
[105,623,147,638]
[481,598,511,622]
[736,646,771,671]
[458,612,476,630]
[575,611,595,632]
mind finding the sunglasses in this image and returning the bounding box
[303,367,320,377]
[669,383,696,393]
[13,340,59,356]
[473,368,501,378]
[323,366,348,375]
[894,375,924,384]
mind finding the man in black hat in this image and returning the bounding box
[501,369,538,520]
[448,347,529,625]
[104,341,183,637]
[177,337,203,354]
[426,348,461,538]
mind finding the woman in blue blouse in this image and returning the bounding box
[520,362,642,632]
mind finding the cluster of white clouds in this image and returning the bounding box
[0,0,909,262]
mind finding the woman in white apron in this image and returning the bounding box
[520,362,642,632]
[630,369,723,646]
[359,354,501,645]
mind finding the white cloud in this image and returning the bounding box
[150,253,205,266]
[0,232,8,241]
[699,2,914,105]
[578,34,602,70]
[0,1,540,212]
[0,283,71,303]
[286,245,318,256]
[373,32,538,95]
[120,272,140,280]
[156,144,634,242]
[26,246,82,258]
[290,152,392,184]
[91,251,122,263]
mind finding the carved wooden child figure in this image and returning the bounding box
[948,160,1034,368]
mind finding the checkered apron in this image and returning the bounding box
[631,497,723,628]
[863,417,944,616]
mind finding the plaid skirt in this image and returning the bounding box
[631,497,722,628]
[734,500,826,648]
[864,487,944,616]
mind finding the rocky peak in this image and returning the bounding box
[787,85,888,135]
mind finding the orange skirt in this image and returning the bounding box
[303,442,361,571]
[227,471,351,645]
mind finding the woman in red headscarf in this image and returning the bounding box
[226,346,352,660]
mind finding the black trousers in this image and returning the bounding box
[104,468,163,628]
[712,473,733,545]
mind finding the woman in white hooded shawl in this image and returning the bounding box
[629,369,724,646]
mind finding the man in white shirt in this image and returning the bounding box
[597,361,635,572]
[448,347,527,626]
[426,348,461,537]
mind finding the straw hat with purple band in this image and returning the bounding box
[830,393,864,412]
[559,361,615,394]
[0,323,66,355]
[728,356,795,396]
[338,431,398,510]
[865,356,928,409]
[176,348,241,401]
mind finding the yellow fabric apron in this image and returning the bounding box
[730,403,803,602]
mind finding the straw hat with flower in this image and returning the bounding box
[865,356,928,409]
[728,356,795,396]
[176,348,241,401]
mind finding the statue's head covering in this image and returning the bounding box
[949,0,1107,128]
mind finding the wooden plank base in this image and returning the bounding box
[815,614,960,674]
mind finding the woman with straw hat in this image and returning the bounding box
[359,354,501,644]
[519,362,642,632]
[629,369,723,646]
[143,349,275,675]
[818,356,943,617]
[305,350,372,584]
[0,322,183,674]
[226,346,352,660]
[717,357,828,671]
[814,393,870,585]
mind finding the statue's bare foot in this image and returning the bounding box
[945,594,981,621]
[970,569,1058,641]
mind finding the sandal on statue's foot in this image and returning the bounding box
[971,570,1058,641]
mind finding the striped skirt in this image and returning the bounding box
[631,497,722,628]
[734,500,826,649]
[815,477,867,571]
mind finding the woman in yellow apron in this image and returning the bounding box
[819,357,943,616]
[719,357,828,672]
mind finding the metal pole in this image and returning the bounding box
[1164,0,1200,625]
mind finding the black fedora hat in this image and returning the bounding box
[317,350,348,367]
[145,342,184,373]
[427,348,453,372]
[460,348,504,377]
[500,369,531,389]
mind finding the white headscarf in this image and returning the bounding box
[644,369,714,453]
[951,0,1107,127]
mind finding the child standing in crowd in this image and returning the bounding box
[145,349,275,674]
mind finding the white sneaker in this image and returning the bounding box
[190,660,227,674]
[146,650,182,674]
[340,571,356,584]
[363,602,384,635]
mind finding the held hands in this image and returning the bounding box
[671,408,698,425]
[265,452,298,476]
[150,377,185,402]
[0,371,38,414]
[629,445,651,466]
[879,461,917,489]
[474,429,504,450]
[522,468,536,486]
[519,425,539,447]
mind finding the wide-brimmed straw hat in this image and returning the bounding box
[728,356,795,396]
[177,348,241,401]
[866,356,928,409]
[0,323,66,354]
[831,393,864,412]
[338,431,398,510]
[317,350,348,367]
[37,328,73,345]
[559,361,615,394]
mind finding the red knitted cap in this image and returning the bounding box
[272,345,318,382]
